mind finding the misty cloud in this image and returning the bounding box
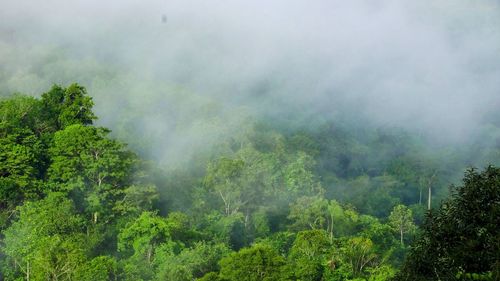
[1,0,499,163]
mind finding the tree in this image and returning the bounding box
[288,196,360,240]
[367,265,397,281]
[1,193,92,281]
[48,124,135,223]
[0,96,45,226]
[113,184,159,217]
[253,231,296,257]
[203,146,321,225]
[154,242,229,281]
[388,205,416,247]
[287,229,332,281]
[117,211,172,264]
[218,244,285,281]
[203,212,246,250]
[0,95,40,134]
[40,84,96,130]
[204,157,246,216]
[74,256,118,281]
[396,166,500,280]
[203,147,280,220]
[0,128,43,212]
[0,87,99,229]
[339,237,378,278]
[197,272,222,281]
[164,211,200,246]
[283,151,322,195]
[420,171,437,210]
[360,216,399,260]
[288,196,330,232]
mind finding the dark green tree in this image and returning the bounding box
[40,84,96,131]
[396,166,500,280]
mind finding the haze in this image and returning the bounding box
[1,0,499,164]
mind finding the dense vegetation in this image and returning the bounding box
[0,84,498,280]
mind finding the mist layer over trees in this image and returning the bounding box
[0,84,498,280]
[0,0,499,280]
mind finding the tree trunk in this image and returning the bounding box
[244,209,250,228]
[147,245,153,264]
[400,226,404,246]
[427,172,436,210]
[218,191,230,216]
[427,185,431,210]
[328,214,334,242]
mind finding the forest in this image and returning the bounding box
[1,1,500,280]
[0,84,498,280]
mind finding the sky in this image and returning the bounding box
[1,0,500,164]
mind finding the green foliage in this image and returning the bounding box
[74,256,118,281]
[346,175,403,218]
[251,208,271,238]
[288,196,363,239]
[254,231,296,257]
[288,196,330,232]
[455,270,496,281]
[40,84,96,130]
[116,212,187,281]
[2,193,91,280]
[48,124,136,222]
[289,229,332,260]
[0,96,47,224]
[0,128,43,205]
[48,124,133,187]
[0,85,498,281]
[218,244,285,281]
[164,211,200,246]
[154,242,229,281]
[367,265,397,281]
[118,211,172,260]
[197,272,222,281]
[338,237,378,278]
[396,167,500,280]
[114,184,159,216]
[203,212,247,250]
[0,95,40,134]
[0,85,99,231]
[284,151,322,194]
[287,229,332,280]
[388,204,416,246]
[203,144,321,226]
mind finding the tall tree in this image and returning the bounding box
[40,84,96,131]
[47,124,135,223]
[388,204,416,246]
[2,193,92,281]
[204,157,246,216]
[396,166,500,280]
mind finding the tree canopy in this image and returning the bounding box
[396,167,500,281]
[0,84,498,281]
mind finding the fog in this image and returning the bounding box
[1,0,499,165]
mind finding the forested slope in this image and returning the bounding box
[0,84,498,280]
